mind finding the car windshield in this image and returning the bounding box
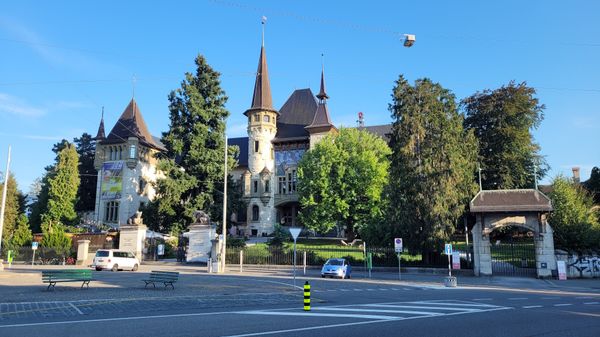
[327,259,343,266]
[95,251,109,257]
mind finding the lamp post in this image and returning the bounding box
[220,131,228,273]
[0,145,12,260]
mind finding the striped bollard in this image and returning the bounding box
[303,281,311,311]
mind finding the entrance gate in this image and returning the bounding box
[490,236,536,277]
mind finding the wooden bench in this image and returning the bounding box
[143,271,179,289]
[42,269,92,291]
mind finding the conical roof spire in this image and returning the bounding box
[94,107,106,140]
[245,19,277,115]
[104,98,165,151]
[316,57,329,101]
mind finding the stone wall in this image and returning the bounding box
[555,250,600,278]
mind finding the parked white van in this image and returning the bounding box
[93,249,140,272]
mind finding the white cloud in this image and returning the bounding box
[0,93,46,118]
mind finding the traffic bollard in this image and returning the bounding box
[303,281,311,311]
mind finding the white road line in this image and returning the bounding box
[353,289,362,291]
[508,298,528,300]
[362,304,481,312]
[236,310,398,320]
[0,311,227,329]
[523,305,543,309]
[576,297,593,299]
[222,318,394,337]
[68,303,83,315]
[472,298,493,301]
[584,302,599,305]
[314,307,442,316]
[411,301,500,308]
[554,304,573,307]
[366,289,375,291]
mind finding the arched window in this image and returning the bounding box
[252,205,259,221]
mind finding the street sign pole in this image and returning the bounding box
[398,253,402,281]
[394,238,403,281]
[289,227,302,288]
[444,243,453,277]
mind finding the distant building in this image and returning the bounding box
[92,99,165,228]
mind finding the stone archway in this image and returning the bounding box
[470,190,556,278]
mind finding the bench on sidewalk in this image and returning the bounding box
[143,271,179,289]
[42,269,92,291]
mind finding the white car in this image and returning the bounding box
[93,249,140,272]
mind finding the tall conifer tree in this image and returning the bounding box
[388,76,478,260]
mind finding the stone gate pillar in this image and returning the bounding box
[119,211,147,261]
[472,214,492,276]
[76,240,91,265]
[535,221,556,278]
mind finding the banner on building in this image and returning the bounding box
[101,161,123,200]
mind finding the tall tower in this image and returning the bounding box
[244,24,279,236]
[306,63,336,148]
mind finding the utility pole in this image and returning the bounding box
[0,145,12,259]
[220,132,228,273]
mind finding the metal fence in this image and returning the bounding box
[226,245,458,268]
[1,246,76,265]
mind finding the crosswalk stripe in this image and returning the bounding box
[314,307,442,316]
[237,310,398,320]
[411,301,500,308]
[362,304,481,312]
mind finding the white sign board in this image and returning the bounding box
[394,238,403,253]
[557,261,567,280]
[31,242,39,250]
[157,244,165,256]
[452,252,461,269]
[444,244,452,255]
[289,227,301,241]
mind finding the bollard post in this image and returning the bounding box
[303,281,311,311]
[303,251,306,276]
[240,250,243,273]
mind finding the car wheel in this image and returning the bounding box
[132,264,138,271]
[111,264,118,272]
[321,274,325,278]
[95,267,102,271]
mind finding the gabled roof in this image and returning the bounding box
[245,45,277,115]
[275,88,318,140]
[102,98,165,151]
[358,124,392,141]
[228,137,248,168]
[470,189,553,213]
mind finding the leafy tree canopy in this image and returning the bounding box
[462,81,548,189]
[584,166,600,205]
[548,175,600,250]
[10,214,33,248]
[298,128,391,241]
[74,133,97,212]
[0,174,26,246]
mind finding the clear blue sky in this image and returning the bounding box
[1,0,599,193]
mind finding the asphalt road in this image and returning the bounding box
[0,268,599,337]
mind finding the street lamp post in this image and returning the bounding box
[220,131,228,273]
[0,145,12,260]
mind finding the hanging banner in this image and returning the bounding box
[101,161,124,200]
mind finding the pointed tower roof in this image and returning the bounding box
[306,67,335,133]
[245,45,277,115]
[102,98,165,151]
[94,108,106,140]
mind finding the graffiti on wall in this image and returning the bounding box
[566,255,600,278]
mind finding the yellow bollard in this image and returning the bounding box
[303,281,311,311]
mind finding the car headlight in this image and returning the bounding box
[337,269,344,274]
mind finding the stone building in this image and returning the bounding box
[92,99,165,228]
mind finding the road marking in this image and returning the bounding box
[315,307,442,316]
[411,301,500,308]
[363,304,481,312]
[68,303,83,315]
[508,297,528,300]
[584,302,599,305]
[366,289,375,291]
[0,310,228,329]
[576,296,593,299]
[472,298,493,301]
[554,304,573,307]
[540,297,555,300]
[353,289,362,291]
[237,310,398,320]
[340,289,350,292]
[523,305,543,309]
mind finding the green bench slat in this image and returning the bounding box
[41,269,92,290]
[143,271,179,289]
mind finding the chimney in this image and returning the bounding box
[572,167,581,183]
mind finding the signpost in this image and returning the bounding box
[31,241,38,266]
[157,244,165,256]
[557,261,567,280]
[367,253,373,278]
[289,227,302,287]
[394,238,403,280]
[444,244,453,277]
[452,251,461,270]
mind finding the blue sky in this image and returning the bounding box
[1,0,599,193]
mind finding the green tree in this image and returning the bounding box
[74,133,97,212]
[0,174,25,245]
[42,227,71,257]
[462,81,548,189]
[388,76,478,260]
[41,144,80,233]
[150,54,237,232]
[298,128,391,241]
[10,214,33,247]
[584,166,600,204]
[548,175,600,249]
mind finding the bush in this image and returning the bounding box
[226,237,247,248]
[268,224,292,246]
